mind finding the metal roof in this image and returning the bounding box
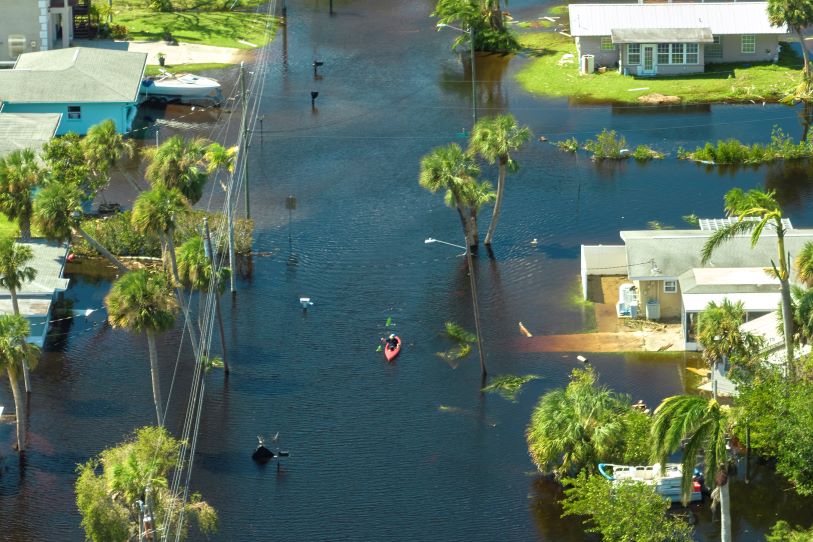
[699,216,793,231]
[0,239,70,296]
[0,47,147,104]
[569,2,787,37]
[611,28,714,44]
[0,113,61,159]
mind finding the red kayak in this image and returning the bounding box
[384,336,401,362]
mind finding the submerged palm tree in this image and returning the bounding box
[0,315,39,452]
[33,182,128,273]
[81,119,139,195]
[449,178,495,247]
[145,135,209,204]
[701,188,794,375]
[419,143,481,250]
[652,395,734,542]
[526,367,627,477]
[105,270,178,426]
[468,114,531,246]
[0,237,37,393]
[0,149,43,240]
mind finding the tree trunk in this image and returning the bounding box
[19,210,31,241]
[719,479,732,542]
[795,27,811,80]
[484,157,507,246]
[776,229,795,377]
[9,287,31,394]
[146,329,164,427]
[469,208,480,248]
[165,228,180,285]
[7,368,25,452]
[74,225,128,273]
[453,194,473,249]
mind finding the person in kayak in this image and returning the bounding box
[385,334,398,350]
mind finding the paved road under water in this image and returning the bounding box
[3,1,813,540]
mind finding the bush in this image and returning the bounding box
[555,137,579,153]
[682,126,813,165]
[584,129,628,160]
[147,0,174,12]
[72,210,253,259]
[110,24,129,39]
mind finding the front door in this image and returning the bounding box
[641,44,657,76]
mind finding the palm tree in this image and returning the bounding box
[131,186,190,282]
[0,148,43,240]
[33,181,128,273]
[0,314,39,452]
[204,143,238,291]
[105,270,178,426]
[701,188,794,376]
[791,284,813,345]
[177,235,231,374]
[652,395,733,542]
[0,237,37,393]
[449,178,495,247]
[419,143,481,251]
[144,135,210,204]
[81,119,140,196]
[795,241,813,286]
[697,299,764,390]
[526,367,627,477]
[468,114,531,246]
[767,0,813,80]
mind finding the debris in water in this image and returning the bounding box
[519,322,533,337]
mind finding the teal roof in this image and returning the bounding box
[0,113,61,159]
[0,47,147,104]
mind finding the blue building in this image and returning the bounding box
[0,47,147,135]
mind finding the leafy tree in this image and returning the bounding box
[651,395,734,542]
[701,188,794,376]
[697,298,764,384]
[0,315,39,452]
[0,237,37,392]
[561,472,694,542]
[419,143,481,251]
[432,0,518,52]
[75,426,217,542]
[33,182,128,273]
[144,135,209,204]
[105,270,178,426]
[42,132,90,189]
[526,367,629,477]
[468,114,531,246]
[620,408,654,465]
[767,520,813,541]
[767,0,813,79]
[0,149,43,239]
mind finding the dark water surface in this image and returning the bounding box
[3,1,813,540]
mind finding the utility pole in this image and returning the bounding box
[203,218,230,374]
[239,61,251,220]
[466,244,487,379]
[470,25,476,126]
[226,174,236,294]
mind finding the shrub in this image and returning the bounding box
[683,126,813,165]
[110,24,128,39]
[72,210,254,259]
[584,129,628,160]
[631,145,664,161]
[556,137,579,153]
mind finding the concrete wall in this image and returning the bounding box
[0,102,136,135]
[580,245,627,298]
[576,36,620,70]
[714,34,779,64]
[0,1,42,64]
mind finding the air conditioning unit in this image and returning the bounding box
[8,35,25,58]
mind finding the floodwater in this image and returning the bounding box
[3,0,813,540]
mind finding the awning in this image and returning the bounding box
[611,27,714,44]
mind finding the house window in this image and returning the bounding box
[627,43,641,65]
[741,34,756,54]
[706,36,723,59]
[671,43,685,64]
[600,37,614,51]
[67,106,81,120]
[663,280,677,294]
[657,43,670,64]
[686,43,699,64]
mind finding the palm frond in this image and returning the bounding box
[700,220,757,264]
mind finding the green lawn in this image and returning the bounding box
[516,32,805,104]
[113,3,276,49]
[0,214,17,238]
[144,62,232,76]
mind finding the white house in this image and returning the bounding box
[568,2,788,75]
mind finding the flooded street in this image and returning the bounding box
[3,1,813,540]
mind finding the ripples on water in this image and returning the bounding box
[4,0,813,540]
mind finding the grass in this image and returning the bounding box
[516,33,805,104]
[0,214,18,238]
[112,1,276,49]
[144,62,233,76]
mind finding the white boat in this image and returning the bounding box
[598,463,703,503]
[140,71,222,104]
